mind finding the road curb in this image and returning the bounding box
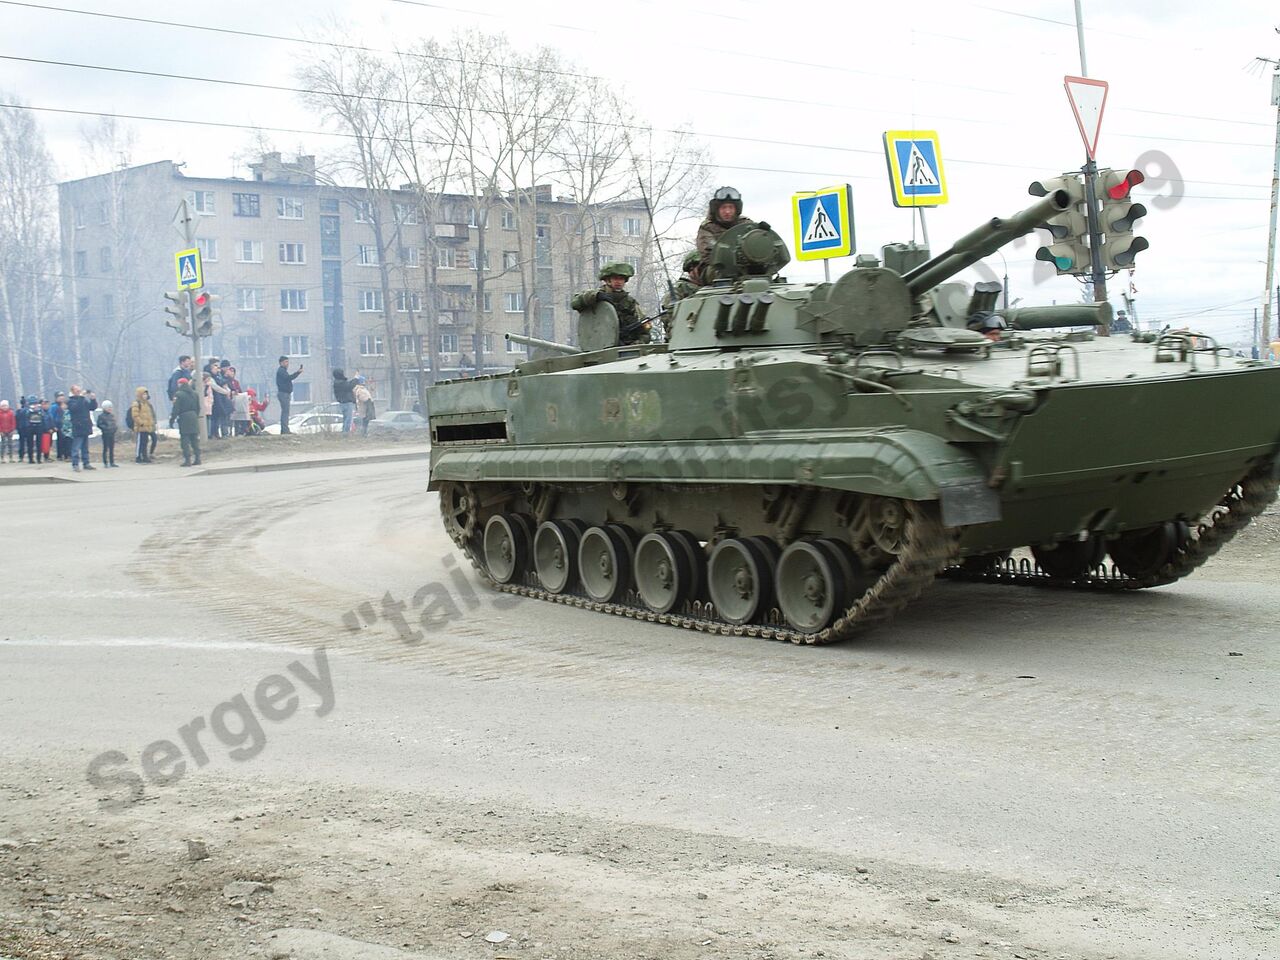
[192,449,427,476]
[0,475,77,486]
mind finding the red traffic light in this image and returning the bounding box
[1106,169,1145,201]
[194,292,211,307]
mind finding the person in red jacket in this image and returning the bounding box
[0,400,16,462]
[246,388,269,433]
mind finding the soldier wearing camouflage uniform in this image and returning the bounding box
[695,186,754,266]
[571,262,651,346]
[658,250,705,340]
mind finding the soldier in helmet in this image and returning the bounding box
[657,250,705,340]
[571,261,651,346]
[695,186,755,265]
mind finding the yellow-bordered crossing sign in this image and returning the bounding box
[175,248,203,289]
[883,130,948,208]
[791,184,854,261]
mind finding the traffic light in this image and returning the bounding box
[192,291,220,337]
[1028,174,1090,275]
[1097,168,1149,271]
[163,291,189,335]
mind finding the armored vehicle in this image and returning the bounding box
[426,190,1280,643]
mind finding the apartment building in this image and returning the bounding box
[58,152,652,410]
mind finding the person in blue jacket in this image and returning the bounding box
[25,396,49,463]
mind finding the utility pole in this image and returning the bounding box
[175,198,204,430]
[1072,1,1109,323]
[1258,52,1280,349]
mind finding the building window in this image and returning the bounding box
[482,292,493,313]
[237,335,266,358]
[280,289,308,312]
[233,193,261,217]
[282,335,310,356]
[237,288,263,311]
[359,289,383,312]
[236,240,263,263]
[278,242,306,264]
[358,244,379,266]
[73,250,87,274]
[99,247,112,272]
[359,335,384,356]
[398,334,426,355]
[436,247,455,269]
[394,202,418,225]
[505,292,523,313]
[97,201,109,224]
[481,334,494,354]
[439,333,459,353]
[277,197,304,219]
[502,251,519,270]
[623,217,642,237]
[535,225,550,240]
[400,246,420,267]
[466,249,490,271]
[596,216,611,236]
[73,206,84,229]
[192,191,216,215]
[196,237,217,262]
[466,207,479,228]
[291,382,311,402]
[354,200,374,222]
[501,209,515,230]
[396,290,421,312]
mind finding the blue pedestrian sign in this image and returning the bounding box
[883,130,949,208]
[790,184,854,261]
[175,248,203,290]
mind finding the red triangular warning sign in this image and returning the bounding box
[1064,75,1108,160]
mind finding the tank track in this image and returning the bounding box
[441,495,960,645]
[942,463,1279,591]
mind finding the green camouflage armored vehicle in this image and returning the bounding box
[426,190,1280,643]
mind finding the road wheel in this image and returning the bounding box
[635,531,703,613]
[578,525,634,603]
[1032,537,1105,579]
[534,519,585,594]
[1108,522,1187,579]
[483,513,533,584]
[708,537,778,625]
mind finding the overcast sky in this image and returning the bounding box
[2,0,1278,344]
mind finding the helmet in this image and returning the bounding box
[681,250,702,272]
[709,186,743,221]
[599,261,635,280]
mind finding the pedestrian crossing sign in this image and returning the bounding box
[175,248,202,290]
[883,130,949,207]
[791,184,854,261]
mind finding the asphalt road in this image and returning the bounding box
[1,459,1277,960]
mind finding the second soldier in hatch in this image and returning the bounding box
[658,250,706,340]
[695,186,755,266]
[571,262,651,346]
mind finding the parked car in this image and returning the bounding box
[262,413,344,435]
[366,410,428,435]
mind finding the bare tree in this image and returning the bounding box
[300,44,409,406]
[0,99,60,400]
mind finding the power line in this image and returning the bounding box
[4,53,1275,193]
[5,0,1271,131]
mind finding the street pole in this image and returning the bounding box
[1261,63,1279,348]
[1072,2,1109,333]
[176,198,204,432]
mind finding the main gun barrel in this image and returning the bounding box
[902,191,1072,299]
[505,332,581,356]
[1000,303,1113,330]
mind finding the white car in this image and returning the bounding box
[366,410,428,435]
[262,413,345,435]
